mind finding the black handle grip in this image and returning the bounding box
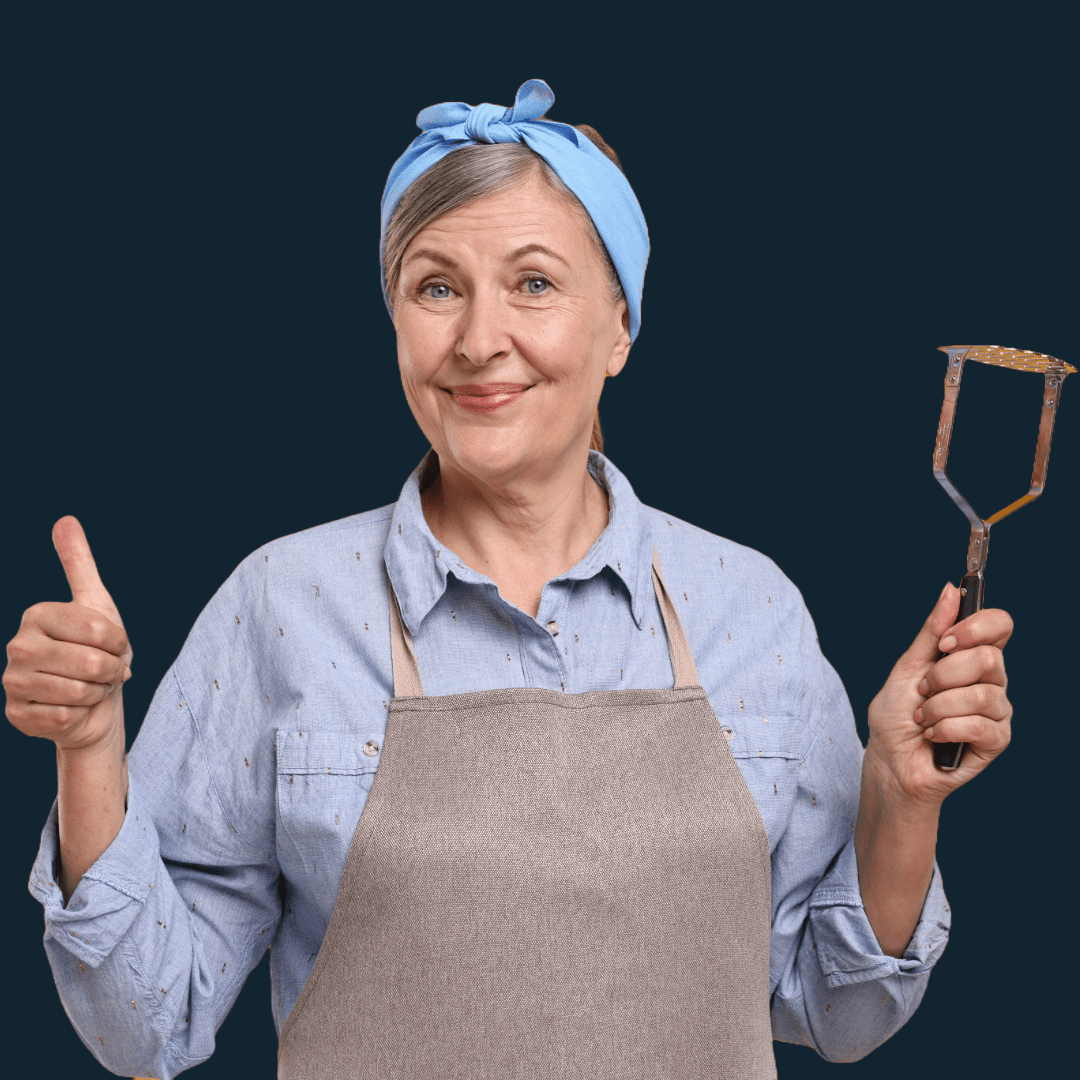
[932,573,984,770]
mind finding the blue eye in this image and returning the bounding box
[524,277,549,295]
[422,283,452,300]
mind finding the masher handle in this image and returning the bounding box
[933,573,984,770]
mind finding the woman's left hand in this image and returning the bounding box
[866,581,1013,806]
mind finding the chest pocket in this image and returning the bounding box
[275,730,382,890]
[716,714,801,852]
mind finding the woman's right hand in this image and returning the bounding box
[4,516,132,750]
[5,516,134,901]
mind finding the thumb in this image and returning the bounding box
[52,515,122,622]
[902,581,961,666]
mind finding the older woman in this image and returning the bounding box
[7,80,1013,1078]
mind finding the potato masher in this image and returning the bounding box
[931,345,1074,769]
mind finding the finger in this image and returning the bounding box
[937,607,1014,654]
[14,633,130,685]
[52,516,121,620]
[24,601,129,658]
[920,644,1007,696]
[916,682,1012,726]
[894,582,962,670]
[9,669,117,708]
[924,714,1011,755]
[6,700,91,739]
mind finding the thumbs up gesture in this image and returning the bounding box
[4,516,133,751]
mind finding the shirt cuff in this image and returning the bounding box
[808,838,951,988]
[27,772,161,968]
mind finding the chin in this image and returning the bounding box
[441,426,551,480]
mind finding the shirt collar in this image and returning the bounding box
[384,449,654,635]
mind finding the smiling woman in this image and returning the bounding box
[393,170,629,616]
[383,130,628,460]
[8,79,1016,1079]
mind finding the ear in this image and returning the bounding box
[606,301,632,377]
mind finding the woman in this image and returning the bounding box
[6,80,1013,1077]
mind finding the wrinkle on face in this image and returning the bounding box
[393,173,630,496]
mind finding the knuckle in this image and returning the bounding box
[46,703,81,730]
[22,601,48,625]
[5,636,31,666]
[74,651,102,682]
[90,654,115,683]
[2,667,24,697]
[84,682,109,705]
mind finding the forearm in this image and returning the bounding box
[56,697,128,904]
[854,748,941,957]
[33,768,280,1079]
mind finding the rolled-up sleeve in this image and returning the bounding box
[26,560,284,1080]
[767,574,951,1062]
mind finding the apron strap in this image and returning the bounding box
[388,573,425,698]
[651,545,701,689]
[386,545,700,697]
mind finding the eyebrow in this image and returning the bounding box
[504,243,568,266]
[403,243,569,270]
[403,248,458,269]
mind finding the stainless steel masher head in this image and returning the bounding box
[931,345,1075,770]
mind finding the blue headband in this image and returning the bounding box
[380,79,649,342]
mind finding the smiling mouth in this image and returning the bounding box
[445,384,531,413]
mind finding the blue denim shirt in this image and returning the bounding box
[29,451,949,1078]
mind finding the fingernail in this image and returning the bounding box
[939,635,957,652]
[938,582,950,601]
[123,666,132,680]
[914,708,924,724]
[106,683,115,695]
[924,727,935,739]
[917,679,929,696]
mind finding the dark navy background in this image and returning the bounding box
[4,8,1074,1078]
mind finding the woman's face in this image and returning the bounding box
[394,171,631,489]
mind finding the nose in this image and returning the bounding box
[455,286,511,367]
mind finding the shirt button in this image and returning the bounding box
[363,741,380,756]
[721,727,734,741]
[546,620,560,636]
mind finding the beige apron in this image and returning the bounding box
[278,547,775,1078]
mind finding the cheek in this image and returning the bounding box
[396,318,447,388]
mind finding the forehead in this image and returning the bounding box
[406,172,595,258]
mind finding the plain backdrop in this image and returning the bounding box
[4,7,1075,1078]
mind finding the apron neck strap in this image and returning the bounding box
[650,545,700,689]
[386,544,700,698]
[388,577,425,698]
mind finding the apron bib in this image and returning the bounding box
[279,547,775,1078]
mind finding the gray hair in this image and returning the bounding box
[382,135,626,315]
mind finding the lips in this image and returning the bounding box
[445,383,531,413]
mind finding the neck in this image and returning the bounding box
[420,448,610,619]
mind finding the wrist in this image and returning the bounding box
[55,700,126,762]
[861,744,945,822]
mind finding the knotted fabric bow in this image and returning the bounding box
[380,79,649,341]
